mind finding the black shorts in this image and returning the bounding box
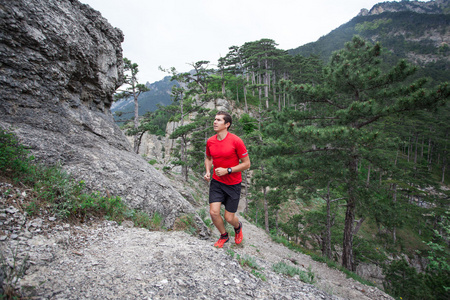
[209,179,242,213]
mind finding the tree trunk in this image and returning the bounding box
[181,136,187,181]
[323,183,332,260]
[342,199,355,270]
[393,227,397,244]
[392,183,397,243]
[442,154,447,183]
[265,73,269,109]
[427,137,432,171]
[342,154,358,271]
[258,62,262,113]
[278,94,281,111]
[264,59,269,109]
[275,210,279,235]
[133,135,140,154]
[133,86,139,154]
[180,100,187,181]
[442,132,448,183]
[353,217,366,236]
[134,131,145,155]
[264,187,269,233]
[243,83,248,113]
[414,133,419,177]
[407,136,411,162]
[421,135,424,160]
[133,95,139,130]
[273,72,277,107]
[244,169,249,213]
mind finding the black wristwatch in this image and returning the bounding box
[227,168,232,174]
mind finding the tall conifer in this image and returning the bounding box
[263,36,450,270]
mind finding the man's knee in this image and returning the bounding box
[224,212,236,224]
[210,206,221,219]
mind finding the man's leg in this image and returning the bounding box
[224,210,243,245]
[224,210,239,228]
[210,202,226,234]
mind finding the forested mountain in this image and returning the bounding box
[289,0,449,82]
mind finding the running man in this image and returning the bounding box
[204,111,251,248]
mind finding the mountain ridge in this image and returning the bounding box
[289,0,449,72]
[358,0,449,16]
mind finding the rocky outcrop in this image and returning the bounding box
[355,0,450,68]
[0,0,208,235]
[358,0,449,16]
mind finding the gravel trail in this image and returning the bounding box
[1,181,393,299]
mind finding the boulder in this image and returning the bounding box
[0,0,208,236]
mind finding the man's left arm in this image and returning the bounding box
[215,155,250,176]
[229,155,250,173]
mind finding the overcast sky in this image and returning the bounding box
[80,0,401,83]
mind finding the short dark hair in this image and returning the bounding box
[217,111,232,130]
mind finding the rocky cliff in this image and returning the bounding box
[358,0,449,16]
[0,0,208,235]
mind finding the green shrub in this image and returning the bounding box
[251,269,267,281]
[0,128,166,230]
[383,259,432,299]
[150,211,163,228]
[0,128,34,178]
[272,261,315,284]
[227,251,267,281]
[173,214,198,235]
[0,247,29,299]
[383,212,450,300]
[132,211,163,230]
[237,254,260,270]
[198,208,213,228]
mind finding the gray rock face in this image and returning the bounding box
[0,0,208,235]
[358,0,447,16]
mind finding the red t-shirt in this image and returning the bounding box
[206,132,248,185]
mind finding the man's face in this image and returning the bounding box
[213,114,229,132]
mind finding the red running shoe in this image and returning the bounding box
[214,233,229,248]
[234,222,243,245]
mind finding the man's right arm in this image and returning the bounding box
[204,155,212,181]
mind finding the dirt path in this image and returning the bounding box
[1,179,393,299]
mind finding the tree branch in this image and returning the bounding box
[355,116,382,129]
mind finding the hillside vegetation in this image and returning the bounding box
[118,2,450,298]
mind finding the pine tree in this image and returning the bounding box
[263,36,450,270]
[114,58,149,153]
[159,62,217,180]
